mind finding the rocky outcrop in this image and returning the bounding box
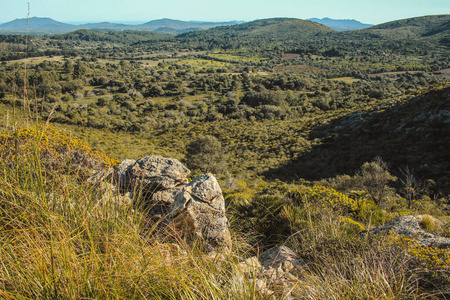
[362,215,450,249]
[170,174,232,252]
[92,156,231,252]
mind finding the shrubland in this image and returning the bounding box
[0,15,449,298]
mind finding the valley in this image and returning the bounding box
[0,14,449,299]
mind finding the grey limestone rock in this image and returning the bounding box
[150,187,184,217]
[258,245,306,271]
[114,156,190,196]
[129,156,190,191]
[362,215,450,249]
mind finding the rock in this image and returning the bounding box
[170,173,232,252]
[259,245,306,272]
[239,256,262,273]
[150,187,184,218]
[129,156,190,192]
[114,156,190,197]
[234,246,305,299]
[362,215,450,249]
[107,157,233,253]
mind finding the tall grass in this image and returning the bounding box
[228,185,449,299]
[0,125,448,299]
[0,127,261,299]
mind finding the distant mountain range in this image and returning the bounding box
[0,16,375,35]
[1,15,448,38]
[308,18,372,31]
[0,17,245,35]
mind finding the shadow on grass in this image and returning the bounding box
[264,86,450,190]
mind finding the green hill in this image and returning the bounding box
[178,18,334,41]
[51,29,174,44]
[362,14,450,39]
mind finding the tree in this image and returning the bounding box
[63,59,74,74]
[73,60,87,79]
[185,135,226,175]
[357,157,397,205]
[400,167,425,209]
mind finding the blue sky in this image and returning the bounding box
[0,0,449,25]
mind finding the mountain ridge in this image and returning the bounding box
[177,18,335,42]
[308,17,373,31]
[0,17,244,35]
[361,14,450,39]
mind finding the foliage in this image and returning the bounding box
[185,134,227,175]
[357,157,397,205]
[0,125,118,178]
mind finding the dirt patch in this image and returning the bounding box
[281,53,302,61]
[435,68,450,80]
[274,64,326,74]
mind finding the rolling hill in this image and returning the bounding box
[178,18,334,41]
[50,29,174,44]
[267,84,450,191]
[361,14,450,39]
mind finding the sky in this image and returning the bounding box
[0,0,449,25]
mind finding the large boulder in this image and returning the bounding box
[362,215,450,249]
[170,173,232,252]
[104,157,232,252]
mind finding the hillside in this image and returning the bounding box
[49,29,174,44]
[0,12,450,299]
[308,17,372,31]
[137,18,242,31]
[267,84,450,191]
[362,14,450,39]
[177,18,334,45]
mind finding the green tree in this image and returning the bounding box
[73,60,87,79]
[63,59,74,74]
[357,157,397,205]
[185,135,226,175]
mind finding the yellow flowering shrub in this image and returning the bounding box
[340,217,366,232]
[289,185,359,214]
[0,125,118,176]
[392,235,450,270]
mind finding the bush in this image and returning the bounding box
[0,125,117,179]
[185,134,227,175]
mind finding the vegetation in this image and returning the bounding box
[0,14,449,299]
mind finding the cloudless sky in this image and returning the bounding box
[0,0,449,25]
